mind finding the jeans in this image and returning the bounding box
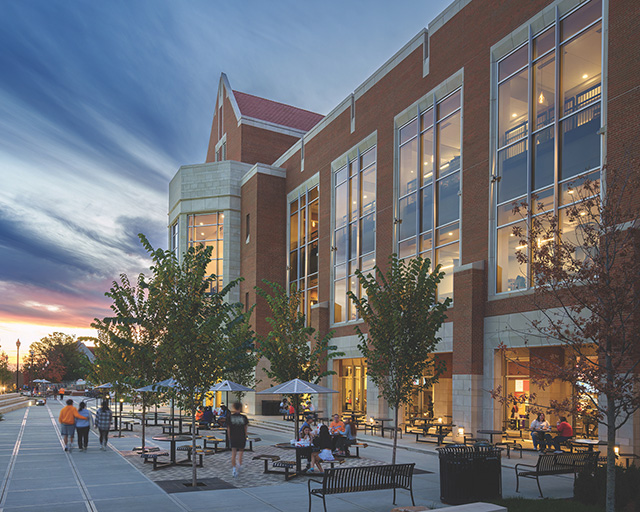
[99,429,109,446]
[547,434,572,451]
[531,431,547,450]
[76,426,90,449]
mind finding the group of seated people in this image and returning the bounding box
[195,404,230,428]
[530,413,574,453]
[280,398,316,421]
[298,413,358,472]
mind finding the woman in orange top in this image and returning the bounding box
[59,399,86,452]
[195,406,204,422]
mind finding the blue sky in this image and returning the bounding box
[0,0,451,359]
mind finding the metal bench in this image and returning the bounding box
[515,451,600,497]
[140,451,170,470]
[308,463,415,512]
[246,436,261,451]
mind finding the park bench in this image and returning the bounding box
[177,445,214,466]
[203,436,224,452]
[515,451,600,497]
[308,463,415,512]
[140,451,170,470]
[246,436,261,451]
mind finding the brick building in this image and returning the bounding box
[168,0,639,452]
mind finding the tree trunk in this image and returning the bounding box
[605,392,616,512]
[191,404,197,488]
[141,398,146,454]
[392,405,399,465]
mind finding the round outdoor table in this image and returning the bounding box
[152,434,192,464]
[275,443,313,475]
[477,429,503,444]
[373,418,393,437]
[572,438,604,452]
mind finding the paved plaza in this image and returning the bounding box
[0,400,579,511]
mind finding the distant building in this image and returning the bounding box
[169,0,639,454]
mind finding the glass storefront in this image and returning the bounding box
[338,358,367,413]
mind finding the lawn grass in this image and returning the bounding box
[489,497,605,512]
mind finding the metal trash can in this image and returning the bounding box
[437,443,502,504]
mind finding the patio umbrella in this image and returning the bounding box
[257,378,337,436]
[210,380,254,416]
[32,379,50,395]
[135,380,180,454]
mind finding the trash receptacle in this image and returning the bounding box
[437,443,502,504]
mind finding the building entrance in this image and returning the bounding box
[339,358,367,413]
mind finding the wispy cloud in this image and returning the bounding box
[0,0,451,347]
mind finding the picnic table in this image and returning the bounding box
[416,422,455,445]
[152,435,199,466]
[373,418,393,437]
[571,438,605,452]
[477,429,503,444]
[275,443,313,477]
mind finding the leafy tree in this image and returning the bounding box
[223,307,259,401]
[493,166,640,512]
[349,255,450,464]
[144,235,244,487]
[27,333,91,383]
[93,269,168,449]
[0,351,12,388]
[256,281,342,434]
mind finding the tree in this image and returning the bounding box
[223,307,259,401]
[146,235,244,488]
[349,254,450,464]
[0,351,12,389]
[256,281,342,434]
[27,333,91,383]
[93,269,168,450]
[494,165,640,512]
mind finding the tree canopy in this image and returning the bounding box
[26,332,91,383]
[350,254,450,464]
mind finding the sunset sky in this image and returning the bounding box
[0,0,450,363]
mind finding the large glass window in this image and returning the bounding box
[398,90,461,301]
[495,0,602,293]
[188,213,223,291]
[289,186,319,320]
[170,222,179,256]
[333,147,376,323]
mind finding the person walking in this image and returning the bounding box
[227,402,248,478]
[95,401,112,451]
[59,399,85,452]
[75,402,92,452]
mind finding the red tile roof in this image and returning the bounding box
[233,91,324,132]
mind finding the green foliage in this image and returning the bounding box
[223,306,259,400]
[349,254,450,464]
[575,465,640,510]
[350,255,450,411]
[28,332,91,383]
[256,281,342,384]
[0,352,12,386]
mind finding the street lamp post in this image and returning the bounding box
[29,350,34,391]
[15,339,20,392]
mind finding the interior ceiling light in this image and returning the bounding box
[512,113,518,118]
[582,73,588,79]
[538,92,545,104]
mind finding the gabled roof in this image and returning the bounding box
[233,90,324,132]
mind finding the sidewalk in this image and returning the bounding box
[0,403,579,511]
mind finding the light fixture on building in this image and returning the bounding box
[538,92,546,104]
[458,427,465,436]
[511,113,517,118]
[615,446,620,456]
[438,417,443,423]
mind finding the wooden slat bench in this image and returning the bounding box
[308,463,415,512]
[140,451,170,470]
[515,451,600,497]
[203,436,224,452]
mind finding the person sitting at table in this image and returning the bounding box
[310,425,334,473]
[299,425,315,444]
[217,404,229,427]
[287,403,295,421]
[329,414,346,454]
[343,417,358,456]
[530,412,550,452]
[195,406,204,422]
[545,416,573,453]
[200,406,214,428]
[279,398,288,415]
[299,414,315,439]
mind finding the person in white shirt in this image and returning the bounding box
[530,413,550,451]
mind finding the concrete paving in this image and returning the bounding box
[0,401,579,511]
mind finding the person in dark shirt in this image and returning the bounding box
[227,402,248,478]
[200,406,214,428]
